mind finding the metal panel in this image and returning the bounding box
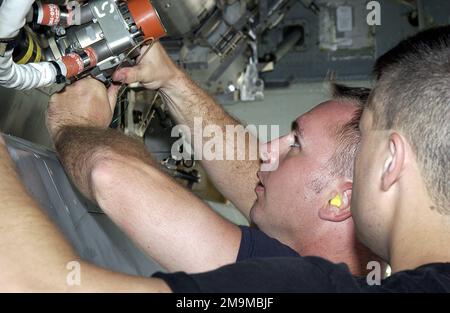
[3,135,165,276]
[0,87,52,147]
[260,0,450,84]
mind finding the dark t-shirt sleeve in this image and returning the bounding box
[236,226,300,261]
[153,256,362,293]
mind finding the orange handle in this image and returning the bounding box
[127,0,167,40]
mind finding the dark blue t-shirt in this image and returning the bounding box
[236,226,300,261]
[153,226,450,292]
[154,258,450,293]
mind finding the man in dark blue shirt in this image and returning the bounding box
[44,44,381,276]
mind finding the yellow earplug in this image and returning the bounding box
[330,194,342,207]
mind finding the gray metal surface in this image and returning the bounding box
[0,87,52,148]
[3,134,165,276]
[2,0,450,146]
[153,0,217,36]
[90,0,134,55]
[260,0,450,83]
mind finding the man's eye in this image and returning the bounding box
[290,136,302,149]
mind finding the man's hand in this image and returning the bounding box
[112,42,184,90]
[46,77,119,143]
[113,42,258,218]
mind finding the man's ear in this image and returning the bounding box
[319,182,352,222]
[381,132,405,192]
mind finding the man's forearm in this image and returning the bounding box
[55,127,241,273]
[0,139,86,291]
[0,135,171,292]
[160,74,259,218]
[54,127,153,201]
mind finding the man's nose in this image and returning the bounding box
[260,135,290,164]
[260,136,286,171]
[260,138,279,164]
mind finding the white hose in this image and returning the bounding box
[0,0,57,90]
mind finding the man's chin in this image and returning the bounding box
[249,199,256,218]
[249,201,263,225]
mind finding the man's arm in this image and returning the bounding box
[0,135,170,292]
[114,43,260,218]
[47,78,242,273]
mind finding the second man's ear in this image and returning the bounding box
[319,184,352,222]
[381,132,405,192]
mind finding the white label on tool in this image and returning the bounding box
[337,6,353,32]
[93,1,115,19]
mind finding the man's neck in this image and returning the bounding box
[292,221,379,276]
[389,192,450,273]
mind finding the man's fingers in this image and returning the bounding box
[107,84,121,112]
[137,44,153,63]
[113,66,146,85]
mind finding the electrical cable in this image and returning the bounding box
[111,37,155,125]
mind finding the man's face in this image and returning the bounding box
[250,101,356,246]
[351,108,392,260]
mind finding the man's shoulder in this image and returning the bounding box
[156,256,359,292]
[373,263,450,292]
[237,226,300,262]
